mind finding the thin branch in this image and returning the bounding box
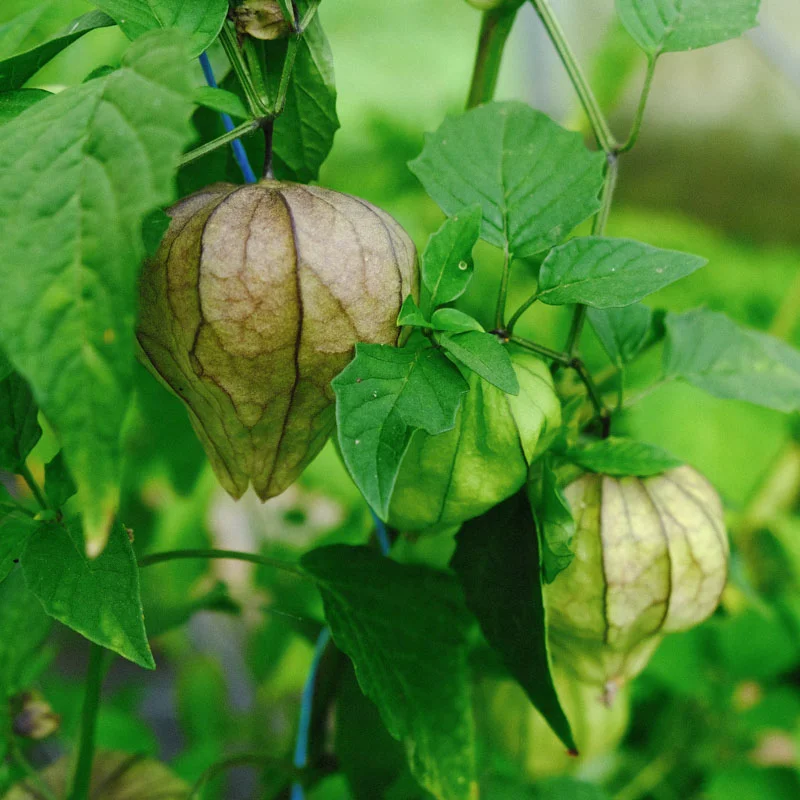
[138,548,306,578]
[529,0,617,153]
[509,335,570,365]
[494,243,512,330]
[19,463,48,511]
[466,6,519,109]
[179,121,260,167]
[618,55,658,153]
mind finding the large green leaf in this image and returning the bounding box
[450,492,576,751]
[565,436,683,477]
[587,304,654,367]
[0,31,195,554]
[437,331,520,395]
[21,519,155,669]
[663,308,800,413]
[0,568,52,697]
[422,205,482,311]
[267,13,340,182]
[0,5,50,60]
[0,372,41,472]
[0,89,50,125]
[332,340,469,518]
[616,0,761,55]
[92,0,228,56]
[537,237,706,308]
[0,10,115,92]
[409,102,606,257]
[302,545,477,800]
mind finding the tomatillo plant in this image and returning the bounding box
[0,1,798,799]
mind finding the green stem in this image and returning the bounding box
[466,6,520,109]
[68,644,109,800]
[298,0,321,33]
[618,56,657,153]
[10,741,59,800]
[509,335,570,365]
[506,293,537,333]
[19,463,48,511]
[138,548,306,578]
[614,753,674,800]
[494,244,512,329]
[529,0,616,153]
[179,121,261,166]
[219,23,270,117]
[565,305,587,359]
[572,358,609,426]
[189,753,289,799]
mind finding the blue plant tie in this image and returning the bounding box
[198,52,258,184]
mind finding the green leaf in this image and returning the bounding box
[537,237,706,308]
[450,492,576,751]
[21,519,155,669]
[0,5,50,60]
[0,372,41,472]
[663,308,800,413]
[430,309,484,334]
[437,332,520,395]
[192,85,249,119]
[0,348,11,382]
[302,545,477,800]
[92,0,228,57]
[616,0,760,55]
[409,102,606,257]
[0,10,115,92]
[0,567,52,697]
[0,89,50,125]
[533,777,612,800]
[332,341,469,518]
[422,205,482,310]
[0,512,39,584]
[397,295,430,328]
[0,31,195,554]
[268,13,339,182]
[44,451,77,509]
[532,459,576,583]
[565,436,683,477]
[587,304,653,367]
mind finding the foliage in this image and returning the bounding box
[0,1,799,800]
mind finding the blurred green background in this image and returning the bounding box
[3,1,800,798]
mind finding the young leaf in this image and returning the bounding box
[267,14,340,182]
[192,86,249,119]
[92,0,228,57]
[332,341,469,518]
[21,519,155,669]
[409,102,606,257]
[0,568,52,697]
[532,459,576,584]
[44,451,77,509]
[0,372,41,472]
[450,492,576,751]
[0,10,115,92]
[565,437,683,477]
[537,237,706,308]
[422,205,482,310]
[616,0,761,56]
[397,295,430,328]
[587,304,654,367]
[663,308,800,413]
[0,31,195,554]
[0,89,50,126]
[0,512,39,584]
[302,545,477,800]
[431,308,485,334]
[438,332,520,395]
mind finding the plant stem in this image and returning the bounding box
[138,548,306,578]
[219,23,270,117]
[179,120,261,166]
[189,753,289,799]
[618,55,657,153]
[509,335,570,365]
[274,35,299,116]
[298,0,321,33]
[68,644,108,800]
[529,0,616,153]
[262,118,275,179]
[466,6,519,109]
[506,293,537,334]
[19,463,48,511]
[10,741,59,800]
[495,243,512,329]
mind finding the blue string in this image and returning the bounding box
[370,507,391,556]
[198,52,258,184]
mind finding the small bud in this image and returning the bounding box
[233,1,292,41]
[12,692,60,740]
